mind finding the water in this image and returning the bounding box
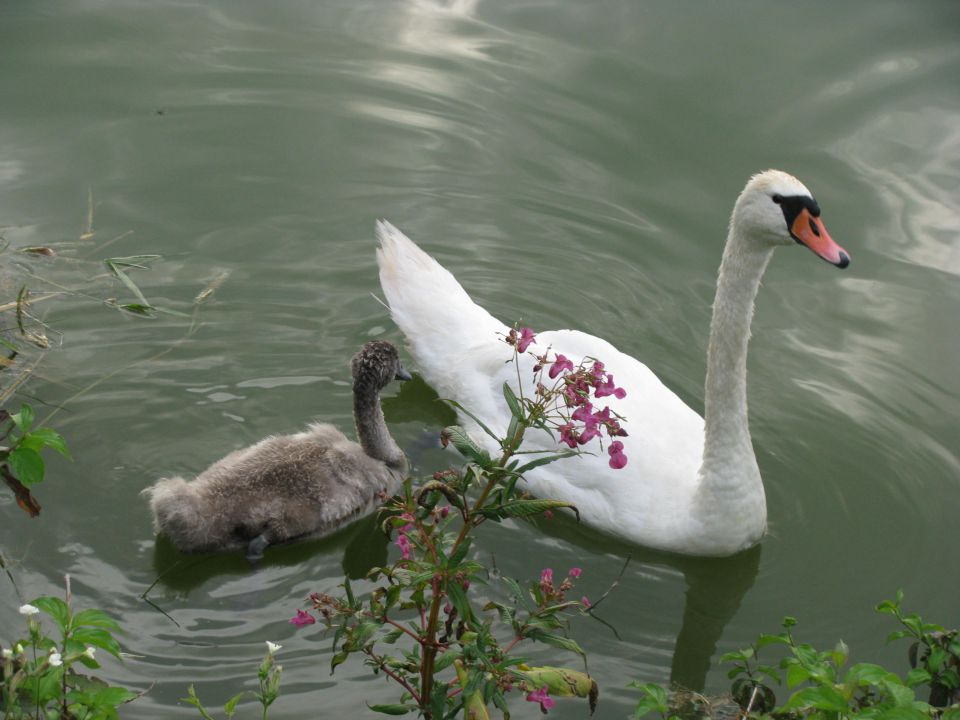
[1,1,958,717]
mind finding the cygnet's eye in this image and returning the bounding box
[772,194,783,204]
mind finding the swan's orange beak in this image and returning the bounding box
[790,209,850,268]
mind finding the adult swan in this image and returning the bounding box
[376,170,850,557]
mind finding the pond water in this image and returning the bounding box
[1,1,958,718]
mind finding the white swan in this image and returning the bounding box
[144,341,411,561]
[376,170,849,556]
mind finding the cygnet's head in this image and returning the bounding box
[351,340,412,392]
[731,169,850,268]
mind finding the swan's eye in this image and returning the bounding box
[772,194,783,204]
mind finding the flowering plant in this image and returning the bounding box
[289,327,626,718]
[1,576,138,719]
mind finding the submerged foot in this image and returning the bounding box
[246,534,270,565]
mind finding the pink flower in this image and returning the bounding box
[581,595,591,608]
[594,373,626,399]
[526,686,556,713]
[548,354,574,379]
[558,422,579,449]
[517,327,537,353]
[568,567,582,578]
[395,534,411,559]
[540,568,553,585]
[571,403,593,424]
[578,425,599,444]
[289,609,316,628]
[395,523,415,560]
[608,440,628,469]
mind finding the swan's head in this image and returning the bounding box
[352,340,413,392]
[732,169,850,268]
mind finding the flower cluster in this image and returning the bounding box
[395,522,415,560]
[538,567,589,607]
[508,326,630,469]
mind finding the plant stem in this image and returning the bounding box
[419,422,526,716]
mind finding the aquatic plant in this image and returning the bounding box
[632,593,960,720]
[0,576,140,719]
[182,642,283,720]
[0,405,69,516]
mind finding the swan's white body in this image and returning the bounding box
[376,170,849,556]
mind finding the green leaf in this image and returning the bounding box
[525,628,585,657]
[846,663,901,688]
[786,662,812,688]
[632,683,669,718]
[514,450,579,475]
[874,707,931,720]
[433,649,460,673]
[31,596,71,633]
[757,633,790,649]
[926,646,947,672]
[757,664,782,685]
[479,498,580,522]
[903,668,931,687]
[330,649,349,674]
[71,627,122,658]
[880,678,916,707]
[782,685,849,712]
[502,382,524,421]
[181,686,217,720]
[71,608,120,631]
[501,576,536,613]
[83,686,138,706]
[11,404,34,432]
[441,425,491,466]
[223,691,248,718]
[350,620,379,650]
[446,537,471,570]
[367,704,416,715]
[9,447,44,486]
[118,303,155,316]
[446,579,474,625]
[720,648,753,663]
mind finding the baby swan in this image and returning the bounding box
[143,341,411,562]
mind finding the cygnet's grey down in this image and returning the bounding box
[143,340,411,562]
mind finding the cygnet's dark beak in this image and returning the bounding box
[395,365,413,382]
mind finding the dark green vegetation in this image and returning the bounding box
[634,592,959,720]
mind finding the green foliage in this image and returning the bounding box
[631,594,959,720]
[1,578,139,719]
[0,403,70,487]
[183,643,283,720]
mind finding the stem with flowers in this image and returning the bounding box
[1,575,140,719]
[290,326,628,718]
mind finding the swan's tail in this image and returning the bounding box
[376,220,506,388]
[142,477,212,553]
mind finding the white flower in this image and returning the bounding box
[265,641,282,654]
[83,647,97,660]
[2,648,13,659]
[18,604,40,616]
[48,651,62,667]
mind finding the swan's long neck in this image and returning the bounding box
[694,225,771,547]
[354,387,407,474]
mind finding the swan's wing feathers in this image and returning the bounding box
[376,220,507,391]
